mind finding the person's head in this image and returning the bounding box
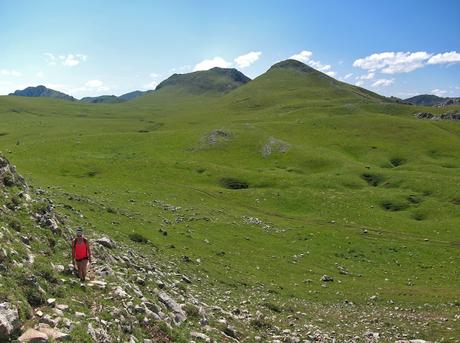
[76,227,83,237]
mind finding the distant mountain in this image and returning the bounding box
[8,86,153,104]
[81,90,153,103]
[80,95,122,104]
[155,67,251,95]
[225,59,388,108]
[9,85,76,101]
[119,90,152,101]
[404,94,460,106]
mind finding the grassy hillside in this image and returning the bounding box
[1,60,459,341]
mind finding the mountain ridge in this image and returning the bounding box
[404,94,460,106]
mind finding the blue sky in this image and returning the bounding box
[1,0,459,98]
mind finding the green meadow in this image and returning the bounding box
[1,60,459,339]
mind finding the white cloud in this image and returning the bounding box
[307,59,331,72]
[431,88,448,96]
[427,51,460,64]
[44,53,87,67]
[344,73,353,80]
[372,79,394,87]
[36,71,44,78]
[79,80,109,92]
[355,80,364,87]
[85,80,103,88]
[143,81,158,90]
[1,69,21,77]
[289,50,337,77]
[356,72,375,80]
[234,51,261,68]
[193,57,231,71]
[290,50,313,63]
[149,72,158,78]
[353,51,431,74]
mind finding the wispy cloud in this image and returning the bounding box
[289,50,312,63]
[142,81,158,90]
[356,72,375,80]
[1,69,21,77]
[353,50,460,74]
[290,50,337,76]
[193,57,231,71]
[234,51,261,68]
[427,51,460,64]
[372,79,394,87]
[343,73,353,80]
[431,88,448,96]
[45,53,87,67]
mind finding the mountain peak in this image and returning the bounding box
[268,59,319,74]
[155,67,250,95]
[9,85,76,101]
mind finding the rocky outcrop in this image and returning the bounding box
[0,302,20,340]
[414,110,460,121]
[0,155,28,190]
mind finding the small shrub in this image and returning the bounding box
[183,304,200,318]
[36,264,58,284]
[361,173,384,187]
[220,177,249,189]
[2,172,15,187]
[451,197,460,205]
[407,195,422,204]
[380,200,408,212]
[389,157,406,167]
[9,218,21,232]
[263,302,282,313]
[250,318,273,330]
[25,287,45,306]
[129,233,149,244]
[412,212,427,221]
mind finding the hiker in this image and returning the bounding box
[72,227,91,281]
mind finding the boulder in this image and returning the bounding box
[157,291,186,324]
[321,275,333,282]
[18,328,48,342]
[0,302,20,340]
[96,237,116,249]
[191,331,211,342]
[38,325,69,341]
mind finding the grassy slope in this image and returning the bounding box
[1,64,459,339]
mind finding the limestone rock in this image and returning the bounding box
[18,328,48,342]
[0,302,20,340]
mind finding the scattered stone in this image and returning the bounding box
[18,328,48,342]
[75,311,86,318]
[96,237,116,249]
[56,304,68,311]
[37,325,69,341]
[321,275,333,282]
[182,275,192,284]
[191,331,210,342]
[113,286,128,299]
[87,323,110,342]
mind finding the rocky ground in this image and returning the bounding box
[0,155,448,342]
